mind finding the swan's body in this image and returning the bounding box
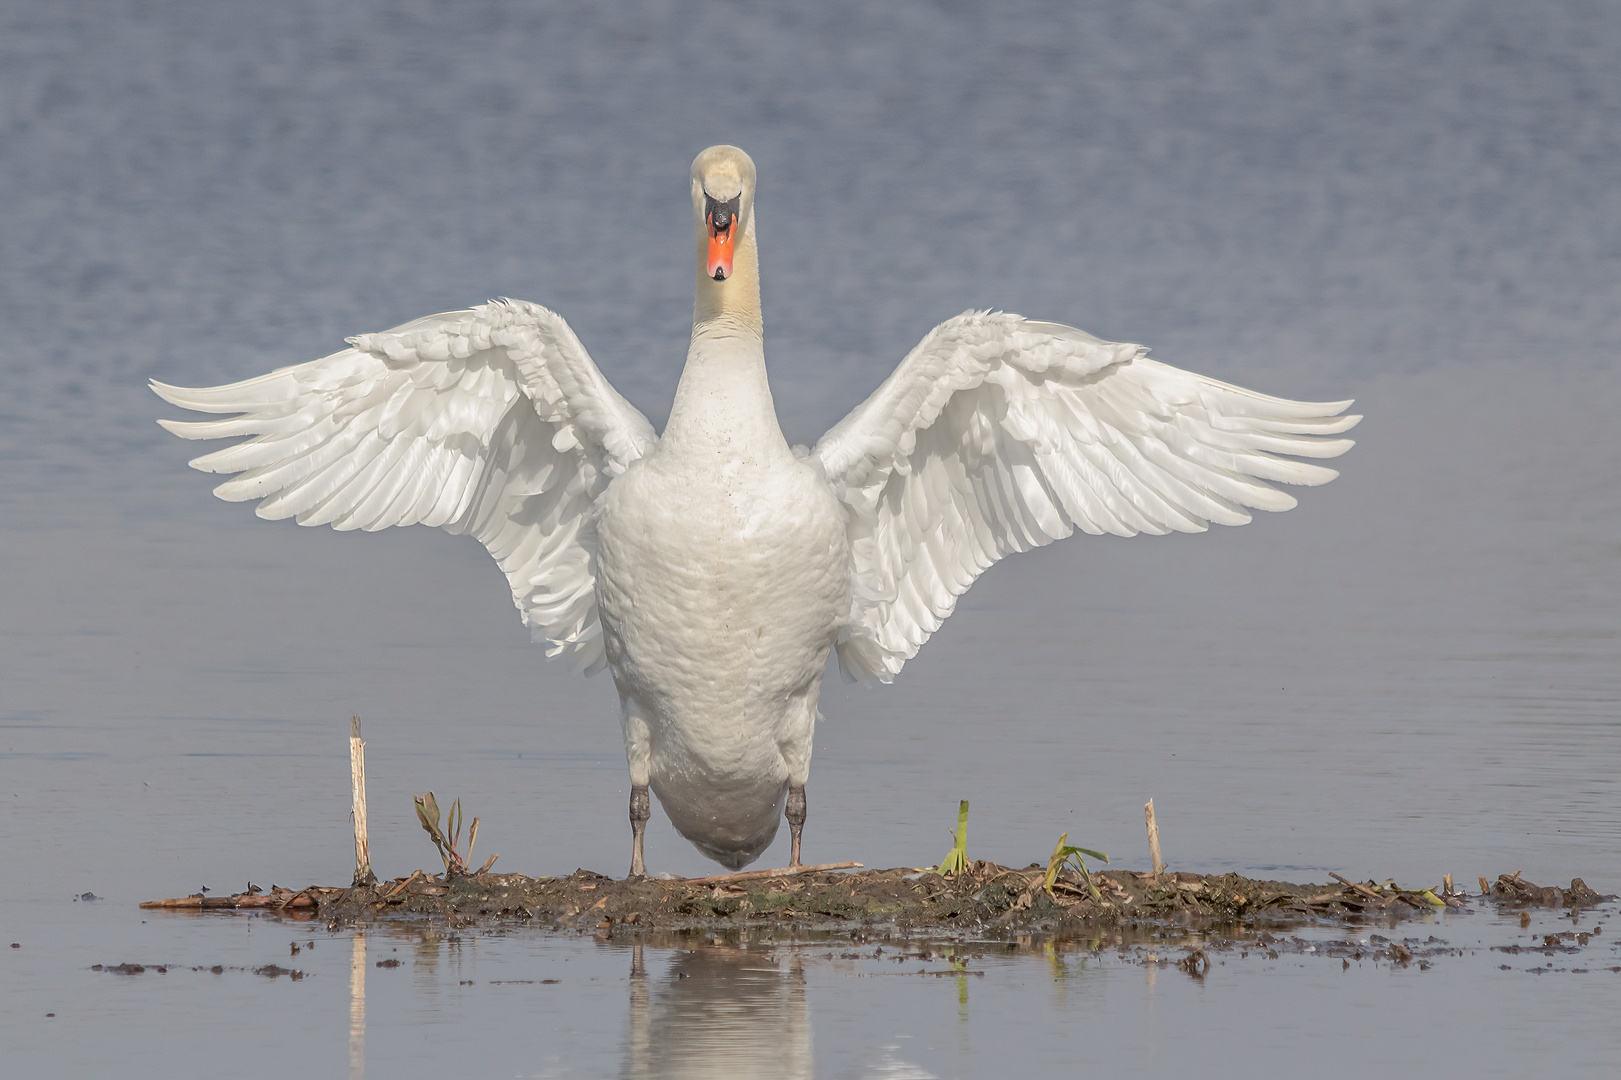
[155,146,1358,872]
[597,338,848,865]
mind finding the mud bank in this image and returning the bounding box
[142,866,1609,938]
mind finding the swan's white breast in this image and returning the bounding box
[593,446,849,859]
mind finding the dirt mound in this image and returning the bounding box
[143,863,1610,936]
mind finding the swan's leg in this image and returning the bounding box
[620,692,654,878]
[780,700,817,871]
[786,786,807,869]
[629,785,650,878]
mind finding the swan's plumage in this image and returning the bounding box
[812,311,1358,681]
[155,145,1357,871]
[155,300,654,674]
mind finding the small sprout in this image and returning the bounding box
[1044,832,1109,901]
[937,800,971,876]
[414,792,494,877]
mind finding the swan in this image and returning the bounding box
[153,145,1358,875]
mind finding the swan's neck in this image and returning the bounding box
[663,219,785,457]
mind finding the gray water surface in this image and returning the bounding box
[7,904,1618,1078]
[3,1,1618,1075]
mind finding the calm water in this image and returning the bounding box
[3,1,1618,1075]
[7,903,1619,1077]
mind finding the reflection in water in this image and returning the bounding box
[349,932,366,1080]
[623,943,812,1079]
[926,943,973,1033]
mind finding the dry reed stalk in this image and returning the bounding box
[350,716,376,887]
[1145,799,1165,877]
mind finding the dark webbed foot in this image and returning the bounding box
[786,785,807,869]
[629,784,650,877]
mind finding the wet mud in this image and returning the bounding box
[142,865,1610,939]
[102,870,1619,984]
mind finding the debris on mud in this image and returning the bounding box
[140,862,1610,936]
[1483,871,1606,908]
[252,964,306,980]
[91,963,159,975]
[87,961,308,979]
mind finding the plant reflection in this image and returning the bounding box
[349,931,365,1080]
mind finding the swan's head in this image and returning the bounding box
[691,145,756,283]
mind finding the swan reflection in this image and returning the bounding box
[623,943,812,1079]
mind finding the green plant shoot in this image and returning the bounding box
[414,791,484,876]
[937,800,970,876]
[1044,832,1109,901]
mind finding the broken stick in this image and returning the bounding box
[1329,871,1388,903]
[351,716,376,887]
[1145,799,1165,877]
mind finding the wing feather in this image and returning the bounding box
[814,311,1358,682]
[154,299,656,672]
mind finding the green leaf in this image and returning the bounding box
[1045,831,1110,901]
[413,796,438,840]
[936,800,970,876]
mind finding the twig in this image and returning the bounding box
[382,870,425,899]
[139,895,232,909]
[277,886,315,910]
[676,862,863,886]
[350,716,376,887]
[1329,872,1388,903]
[1145,799,1165,878]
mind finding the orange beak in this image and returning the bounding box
[707,218,735,281]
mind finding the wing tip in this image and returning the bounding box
[150,379,194,409]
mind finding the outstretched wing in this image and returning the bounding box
[153,298,656,675]
[813,311,1359,683]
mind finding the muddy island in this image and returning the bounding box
[142,864,1608,939]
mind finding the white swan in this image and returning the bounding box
[154,145,1358,874]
